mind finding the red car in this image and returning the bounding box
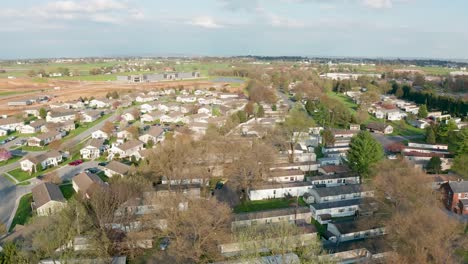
[69,160,83,166]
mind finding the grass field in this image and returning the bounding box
[0,156,21,167]
[326,91,359,114]
[59,184,75,200]
[8,168,36,182]
[9,193,33,231]
[233,197,308,213]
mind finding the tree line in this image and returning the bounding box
[390,83,468,117]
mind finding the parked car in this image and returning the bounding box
[86,167,99,174]
[0,140,5,145]
[159,237,170,251]
[98,162,108,167]
[69,160,83,166]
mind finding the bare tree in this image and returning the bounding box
[372,159,466,264]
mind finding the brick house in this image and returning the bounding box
[440,180,468,215]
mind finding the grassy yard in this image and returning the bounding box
[0,156,21,166]
[18,145,49,152]
[326,91,359,114]
[234,197,308,213]
[59,184,75,200]
[97,171,109,182]
[8,168,35,182]
[62,113,112,141]
[389,121,425,137]
[9,193,33,232]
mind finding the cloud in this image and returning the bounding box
[44,0,127,13]
[189,16,224,29]
[361,0,393,8]
[219,0,260,12]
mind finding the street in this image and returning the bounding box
[0,106,134,229]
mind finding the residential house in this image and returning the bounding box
[306,185,373,204]
[80,139,105,159]
[19,120,46,134]
[20,151,63,172]
[188,122,209,137]
[32,182,66,216]
[116,130,134,141]
[270,161,319,172]
[160,111,186,123]
[121,112,136,122]
[89,99,110,108]
[136,94,158,103]
[27,131,62,147]
[103,161,131,177]
[109,140,144,159]
[219,93,239,99]
[326,218,386,243]
[310,198,378,224]
[81,110,102,123]
[176,95,197,103]
[402,143,453,170]
[72,172,105,199]
[366,122,393,134]
[188,113,210,123]
[140,102,159,113]
[248,182,314,201]
[408,119,430,129]
[138,126,164,144]
[197,106,211,115]
[46,110,76,123]
[308,173,360,188]
[0,117,24,131]
[267,169,304,183]
[318,165,352,175]
[91,129,109,139]
[440,181,468,215]
[41,121,75,134]
[231,207,312,229]
[140,111,165,123]
[23,108,41,118]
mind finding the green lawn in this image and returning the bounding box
[62,113,112,141]
[97,171,109,182]
[234,197,308,213]
[9,193,33,232]
[0,156,21,166]
[8,168,35,182]
[389,121,425,137]
[59,184,75,200]
[326,92,359,114]
[18,145,49,152]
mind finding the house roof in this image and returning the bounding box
[0,117,23,125]
[269,169,304,178]
[105,161,130,175]
[234,206,310,221]
[86,138,105,148]
[313,184,367,197]
[33,131,61,141]
[117,140,143,151]
[251,181,313,191]
[311,198,363,210]
[25,120,46,128]
[146,126,164,137]
[332,217,384,234]
[24,150,61,164]
[320,165,352,174]
[82,110,102,118]
[32,182,65,208]
[448,181,468,193]
[48,110,76,118]
[72,172,104,195]
[310,172,359,181]
[366,122,391,131]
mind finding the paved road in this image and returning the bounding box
[277,90,295,109]
[54,161,100,181]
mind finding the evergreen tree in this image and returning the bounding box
[39,108,47,119]
[418,104,428,118]
[426,157,442,174]
[426,127,436,144]
[256,105,265,118]
[348,131,384,178]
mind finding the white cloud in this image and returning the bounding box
[361,0,393,8]
[189,16,224,29]
[44,0,127,13]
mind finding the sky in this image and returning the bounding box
[1,0,467,59]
